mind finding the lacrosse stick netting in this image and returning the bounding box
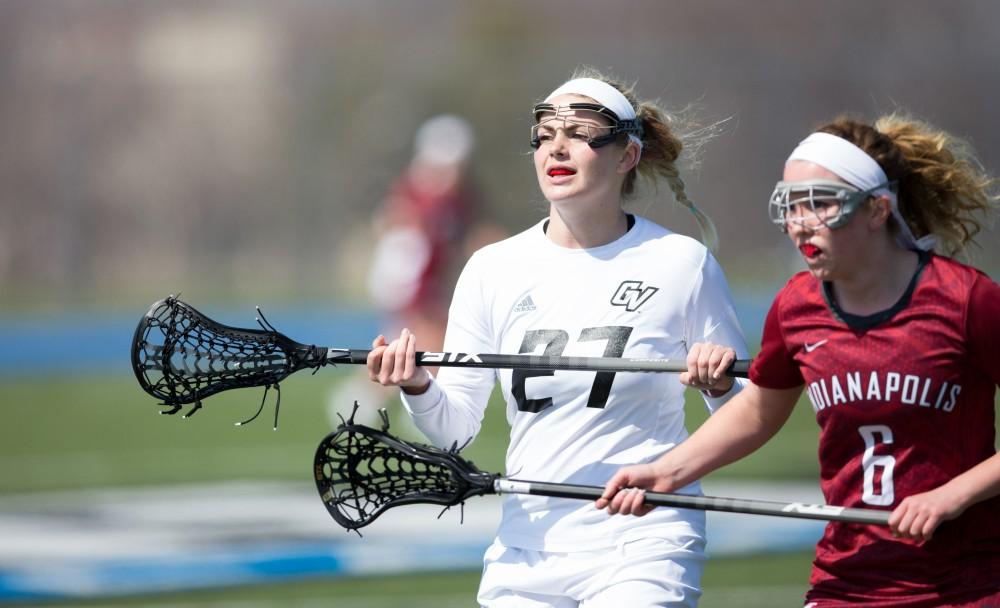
[131,296,328,416]
[314,413,891,531]
[314,410,496,530]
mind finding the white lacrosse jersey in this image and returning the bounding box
[401,215,749,552]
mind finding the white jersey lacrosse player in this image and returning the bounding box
[401,215,749,607]
[368,71,749,607]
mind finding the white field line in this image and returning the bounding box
[114,597,473,608]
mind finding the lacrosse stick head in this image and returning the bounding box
[314,412,498,530]
[131,296,328,411]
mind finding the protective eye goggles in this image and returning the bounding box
[768,178,894,231]
[529,102,643,150]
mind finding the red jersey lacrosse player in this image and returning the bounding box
[599,113,1000,607]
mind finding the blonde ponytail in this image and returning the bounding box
[569,67,721,252]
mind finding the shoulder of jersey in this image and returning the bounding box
[639,220,708,266]
[933,253,982,283]
[777,271,822,308]
[465,223,539,267]
[776,270,811,292]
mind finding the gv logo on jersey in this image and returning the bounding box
[610,281,659,312]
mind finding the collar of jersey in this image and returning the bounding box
[537,214,644,256]
[822,249,931,330]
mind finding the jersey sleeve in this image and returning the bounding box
[749,288,804,389]
[399,251,498,449]
[967,273,1000,386]
[684,250,751,411]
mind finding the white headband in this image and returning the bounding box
[786,132,934,251]
[544,77,643,148]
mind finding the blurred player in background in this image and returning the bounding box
[366,68,749,607]
[600,113,1000,607]
[369,114,480,347]
[329,114,503,428]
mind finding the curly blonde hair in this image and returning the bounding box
[817,113,998,257]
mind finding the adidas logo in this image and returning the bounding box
[513,295,536,313]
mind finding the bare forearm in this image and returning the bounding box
[653,384,800,489]
[598,384,802,515]
[942,451,1000,510]
[889,449,1000,540]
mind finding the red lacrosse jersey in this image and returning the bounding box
[382,170,473,316]
[751,253,1000,607]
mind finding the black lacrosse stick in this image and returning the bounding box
[131,296,328,420]
[315,412,892,530]
[131,295,751,422]
[314,409,496,531]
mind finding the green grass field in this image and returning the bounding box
[25,551,816,607]
[0,368,827,606]
[0,369,821,494]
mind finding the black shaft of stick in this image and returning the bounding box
[330,349,751,378]
[494,479,890,526]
